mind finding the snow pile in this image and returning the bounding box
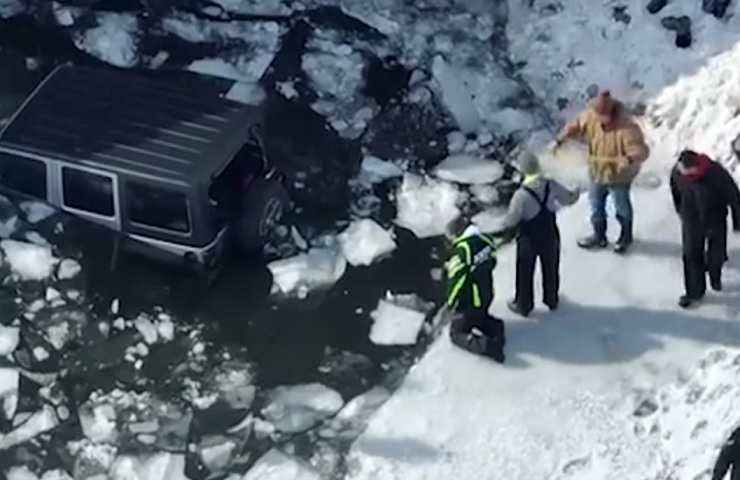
[368,292,433,346]
[1,240,59,281]
[394,174,463,238]
[261,383,344,433]
[338,219,396,267]
[242,448,320,480]
[434,154,505,185]
[267,246,347,298]
[74,13,140,68]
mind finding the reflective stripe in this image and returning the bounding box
[472,282,481,308]
[524,173,542,185]
[446,261,465,278]
[455,240,472,265]
[447,275,467,307]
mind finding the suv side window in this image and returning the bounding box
[0,153,47,199]
[126,181,190,234]
[62,167,114,217]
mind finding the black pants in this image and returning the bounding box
[449,310,505,361]
[514,230,561,314]
[683,220,727,298]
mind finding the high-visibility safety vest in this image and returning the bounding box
[445,230,499,310]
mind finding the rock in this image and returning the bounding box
[702,0,731,18]
[633,398,659,417]
[646,0,668,14]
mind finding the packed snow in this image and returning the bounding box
[242,448,321,480]
[1,240,59,281]
[393,174,463,239]
[369,293,431,346]
[338,219,396,267]
[261,383,344,433]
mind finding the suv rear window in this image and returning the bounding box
[0,153,47,199]
[62,167,114,217]
[126,182,190,234]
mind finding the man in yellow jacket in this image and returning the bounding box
[555,91,650,253]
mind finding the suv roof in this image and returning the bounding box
[0,64,262,187]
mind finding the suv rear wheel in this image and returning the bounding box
[234,178,290,252]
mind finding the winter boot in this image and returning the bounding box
[709,270,723,291]
[577,220,608,250]
[678,294,703,309]
[661,16,692,48]
[507,299,530,317]
[614,216,633,254]
[647,0,668,14]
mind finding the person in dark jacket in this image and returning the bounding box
[670,149,740,308]
[713,426,740,480]
[444,215,514,363]
[496,151,580,317]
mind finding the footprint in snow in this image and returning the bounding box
[561,454,591,475]
[690,419,708,439]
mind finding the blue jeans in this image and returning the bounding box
[589,184,633,226]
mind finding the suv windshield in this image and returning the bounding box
[208,135,266,227]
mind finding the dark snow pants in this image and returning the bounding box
[514,230,561,315]
[683,219,727,298]
[449,310,505,361]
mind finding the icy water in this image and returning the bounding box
[0,25,448,477]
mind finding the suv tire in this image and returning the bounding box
[234,178,290,252]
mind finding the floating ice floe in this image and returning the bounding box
[0,367,19,421]
[1,240,59,281]
[369,292,433,346]
[243,448,321,480]
[0,325,20,356]
[359,156,404,184]
[434,154,505,185]
[19,202,56,224]
[432,55,480,133]
[394,174,463,239]
[262,383,344,434]
[338,219,396,267]
[267,246,347,298]
[0,405,58,450]
[57,259,82,280]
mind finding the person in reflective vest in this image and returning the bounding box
[497,150,580,317]
[445,215,514,363]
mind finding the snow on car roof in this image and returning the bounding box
[0,64,262,186]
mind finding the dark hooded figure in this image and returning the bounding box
[713,426,740,480]
[670,149,740,308]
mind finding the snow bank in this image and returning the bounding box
[243,449,321,480]
[267,247,347,298]
[394,174,463,238]
[434,154,505,185]
[261,383,343,433]
[74,13,139,68]
[338,219,396,267]
[1,240,59,281]
[369,293,432,346]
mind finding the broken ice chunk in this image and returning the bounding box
[57,259,82,280]
[368,292,433,346]
[1,240,59,281]
[262,383,343,433]
[0,325,20,355]
[338,219,396,267]
[0,405,59,449]
[267,247,347,298]
[434,154,504,185]
[243,449,321,480]
[134,316,158,345]
[19,201,56,224]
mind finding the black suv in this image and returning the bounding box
[0,64,289,281]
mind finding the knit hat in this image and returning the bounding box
[517,150,541,175]
[677,149,698,168]
[591,90,618,117]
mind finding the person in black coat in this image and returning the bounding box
[670,150,740,308]
[713,426,740,480]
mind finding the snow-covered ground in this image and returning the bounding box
[345,2,740,479]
